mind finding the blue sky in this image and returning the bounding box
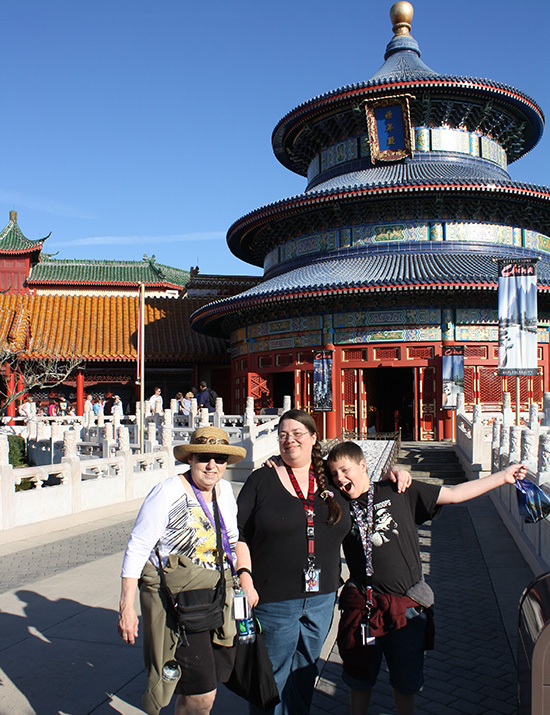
[1,0,548,276]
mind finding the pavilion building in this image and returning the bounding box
[0,211,258,413]
[191,3,550,440]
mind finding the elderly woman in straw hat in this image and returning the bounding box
[118,426,246,715]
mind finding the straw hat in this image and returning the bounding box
[173,426,246,465]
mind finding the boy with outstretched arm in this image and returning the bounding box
[326,441,526,715]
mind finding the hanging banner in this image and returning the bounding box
[313,350,333,411]
[442,345,464,409]
[498,259,538,376]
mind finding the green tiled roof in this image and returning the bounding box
[28,255,190,288]
[0,213,46,254]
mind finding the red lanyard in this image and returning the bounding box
[285,464,316,564]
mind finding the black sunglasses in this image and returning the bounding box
[194,453,228,464]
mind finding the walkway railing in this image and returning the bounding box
[454,392,550,574]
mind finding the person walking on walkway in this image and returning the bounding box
[327,440,527,715]
[118,426,246,715]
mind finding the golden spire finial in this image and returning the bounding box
[390,2,414,37]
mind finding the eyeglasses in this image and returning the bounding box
[278,431,310,442]
[194,453,228,464]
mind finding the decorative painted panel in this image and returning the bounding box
[267,221,547,270]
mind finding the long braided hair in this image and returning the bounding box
[278,409,342,526]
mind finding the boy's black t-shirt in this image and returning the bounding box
[342,480,441,597]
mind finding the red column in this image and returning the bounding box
[76,371,84,415]
[5,367,16,418]
[325,343,338,440]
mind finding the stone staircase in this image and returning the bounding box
[396,441,466,486]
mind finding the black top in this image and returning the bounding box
[237,465,351,603]
[343,480,441,597]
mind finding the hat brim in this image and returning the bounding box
[173,442,246,465]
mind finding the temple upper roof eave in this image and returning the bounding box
[272,75,544,175]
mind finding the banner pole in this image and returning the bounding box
[516,375,520,426]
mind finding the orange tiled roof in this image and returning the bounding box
[0,293,226,362]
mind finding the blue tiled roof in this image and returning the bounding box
[308,154,510,193]
[369,33,438,81]
[192,242,550,333]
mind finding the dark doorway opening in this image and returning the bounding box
[365,367,415,439]
[272,372,295,411]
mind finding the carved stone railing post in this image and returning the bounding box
[521,428,538,472]
[199,407,210,427]
[213,397,224,428]
[472,404,482,423]
[189,398,198,428]
[456,393,465,415]
[538,432,550,485]
[502,392,513,425]
[283,395,292,414]
[509,425,522,464]
[544,393,550,427]
[0,433,10,466]
[63,429,78,458]
[500,424,510,470]
[492,420,501,473]
[118,426,130,453]
[529,402,540,432]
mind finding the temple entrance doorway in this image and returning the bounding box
[364,367,415,439]
[272,372,295,411]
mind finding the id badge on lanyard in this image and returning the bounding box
[285,465,321,593]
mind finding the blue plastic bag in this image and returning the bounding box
[515,478,550,524]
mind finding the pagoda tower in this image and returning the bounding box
[192,2,550,441]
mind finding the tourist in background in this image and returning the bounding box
[112,395,124,418]
[149,387,163,415]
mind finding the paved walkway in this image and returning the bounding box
[0,490,536,714]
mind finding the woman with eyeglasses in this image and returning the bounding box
[118,426,246,715]
[235,409,352,715]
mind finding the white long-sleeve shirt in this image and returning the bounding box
[121,473,238,579]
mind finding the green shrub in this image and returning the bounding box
[8,435,28,468]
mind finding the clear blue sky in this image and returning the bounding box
[1,0,548,276]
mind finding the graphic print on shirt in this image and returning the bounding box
[350,496,399,549]
[371,498,399,547]
[163,494,236,569]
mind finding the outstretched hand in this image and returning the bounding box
[503,463,528,484]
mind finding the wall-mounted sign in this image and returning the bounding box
[365,95,414,163]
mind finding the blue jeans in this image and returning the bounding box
[251,592,337,715]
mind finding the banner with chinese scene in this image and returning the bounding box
[441,345,464,409]
[498,259,538,376]
[313,350,333,411]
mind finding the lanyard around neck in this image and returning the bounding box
[187,474,236,575]
[284,463,316,565]
[351,478,375,603]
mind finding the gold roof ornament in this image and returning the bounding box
[390,1,414,37]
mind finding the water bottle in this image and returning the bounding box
[234,588,256,644]
[237,613,256,644]
[161,660,180,682]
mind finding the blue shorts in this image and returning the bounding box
[342,607,427,695]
